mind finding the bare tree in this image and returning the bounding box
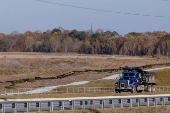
[95,29,104,34]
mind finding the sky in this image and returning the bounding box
[0,0,170,36]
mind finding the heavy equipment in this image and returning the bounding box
[115,67,156,93]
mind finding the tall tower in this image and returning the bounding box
[91,23,93,35]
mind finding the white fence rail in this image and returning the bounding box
[0,86,170,95]
[156,86,170,91]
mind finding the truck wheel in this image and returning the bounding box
[131,85,136,93]
[147,85,152,92]
[137,90,142,93]
[151,85,156,92]
[115,90,120,93]
[144,85,148,92]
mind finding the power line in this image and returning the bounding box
[36,0,112,12]
[36,0,170,19]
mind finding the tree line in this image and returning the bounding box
[0,27,170,56]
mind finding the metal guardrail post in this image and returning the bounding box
[13,103,17,113]
[50,102,53,112]
[130,99,133,108]
[2,104,5,113]
[136,98,140,107]
[71,101,75,110]
[92,100,95,108]
[152,98,156,106]
[26,103,30,113]
[38,102,42,112]
[168,97,170,102]
[100,100,105,109]
[111,100,114,108]
[82,101,85,110]
[147,98,149,106]
[154,98,157,106]
[163,97,165,105]
[61,101,65,110]
[119,99,123,107]
[160,97,165,105]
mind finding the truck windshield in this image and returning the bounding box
[122,73,136,78]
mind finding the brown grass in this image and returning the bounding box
[14,72,114,88]
[155,68,170,86]
[26,106,170,113]
[0,52,169,89]
[1,91,170,99]
[0,58,38,60]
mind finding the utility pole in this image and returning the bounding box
[91,23,93,35]
[3,27,6,34]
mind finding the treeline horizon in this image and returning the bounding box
[0,27,170,56]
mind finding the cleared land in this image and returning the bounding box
[0,52,169,89]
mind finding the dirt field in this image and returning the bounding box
[0,52,169,89]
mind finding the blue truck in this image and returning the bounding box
[115,67,156,93]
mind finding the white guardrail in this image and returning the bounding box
[0,95,170,113]
[0,86,170,95]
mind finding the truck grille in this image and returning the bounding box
[118,80,128,88]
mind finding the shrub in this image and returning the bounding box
[27,78,35,82]
[98,70,104,73]
[108,71,112,73]
[4,85,15,89]
[13,79,25,84]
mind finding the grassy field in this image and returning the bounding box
[0,52,169,95]
[1,72,170,99]
[1,91,170,99]
[58,79,118,88]
[154,69,170,86]
[58,68,170,88]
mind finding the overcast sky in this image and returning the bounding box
[0,0,169,35]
